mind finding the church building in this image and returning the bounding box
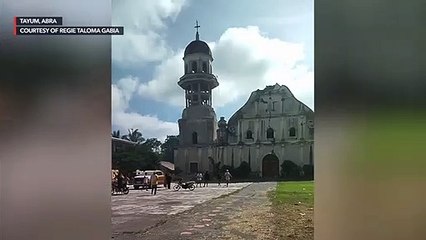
[174,25,314,178]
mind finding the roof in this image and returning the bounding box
[184,40,212,57]
[111,137,137,145]
[227,84,314,125]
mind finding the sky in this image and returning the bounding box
[111,0,313,142]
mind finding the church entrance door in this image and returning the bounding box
[262,154,279,178]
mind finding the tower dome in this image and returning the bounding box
[184,40,212,57]
[184,20,212,57]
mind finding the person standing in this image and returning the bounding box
[224,170,232,187]
[143,172,149,191]
[150,172,158,195]
[116,172,124,191]
[203,171,210,187]
[196,172,203,187]
[165,174,172,189]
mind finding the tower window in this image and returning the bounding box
[191,61,197,73]
[202,62,207,73]
[267,128,274,139]
[200,83,208,93]
[246,130,253,139]
[192,132,198,144]
[289,127,296,137]
[192,95,199,104]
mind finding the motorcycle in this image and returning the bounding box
[173,180,196,191]
[111,182,130,195]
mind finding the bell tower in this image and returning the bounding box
[178,21,219,146]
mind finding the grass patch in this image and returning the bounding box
[269,181,314,239]
[271,181,314,207]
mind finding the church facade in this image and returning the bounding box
[174,29,314,178]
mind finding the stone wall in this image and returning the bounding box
[175,141,313,177]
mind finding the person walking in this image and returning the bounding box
[224,169,232,187]
[150,172,158,195]
[217,172,222,186]
[203,171,210,187]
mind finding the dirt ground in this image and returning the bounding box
[222,187,313,240]
[112,182,314,240]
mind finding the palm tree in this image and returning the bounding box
[112,130,121,138]
[122,128,145,144]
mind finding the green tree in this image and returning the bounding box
[281,160,302,179]
[234,161,251,179]
[112,130,121,138]
[122,128,144,144]
[143,138,162,153]
[161,135,179,162]
[112,129,164,175]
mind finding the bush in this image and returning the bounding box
[302,164,314,180]
[281,160,302,179]
[234,161,251,179]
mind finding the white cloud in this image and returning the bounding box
[138,50,184,105]
[112,76,178,142]
[112,0,187,66]
[137,26,314,110]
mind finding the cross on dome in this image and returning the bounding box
[194,20,200,40]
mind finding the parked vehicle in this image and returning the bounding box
[133,170,165,189]
[111,181,129,195]
[173,179,195,191]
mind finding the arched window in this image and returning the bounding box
[192,132,198,144]
[191,61,197,73]
[266,127,274,139]
[289,127,296,137]
[246,130,253,139]
[202,62,208,73]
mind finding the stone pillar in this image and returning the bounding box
[198,147,202,171]
[299,143,304,166]
[184,148,188,174]
[174,149,178,164]
[237,120,241,142]
[256,119,260,142]
[256,145,261,177]
[231,148,234,168]
[220,147,224,165]
[198,83,201,105]
[224,147,229,166]
[248,147,251,169]
[238,145,243,167]
[281,117,285,141]
[208,147,213,172]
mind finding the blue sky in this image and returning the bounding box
[112,0,313,141]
